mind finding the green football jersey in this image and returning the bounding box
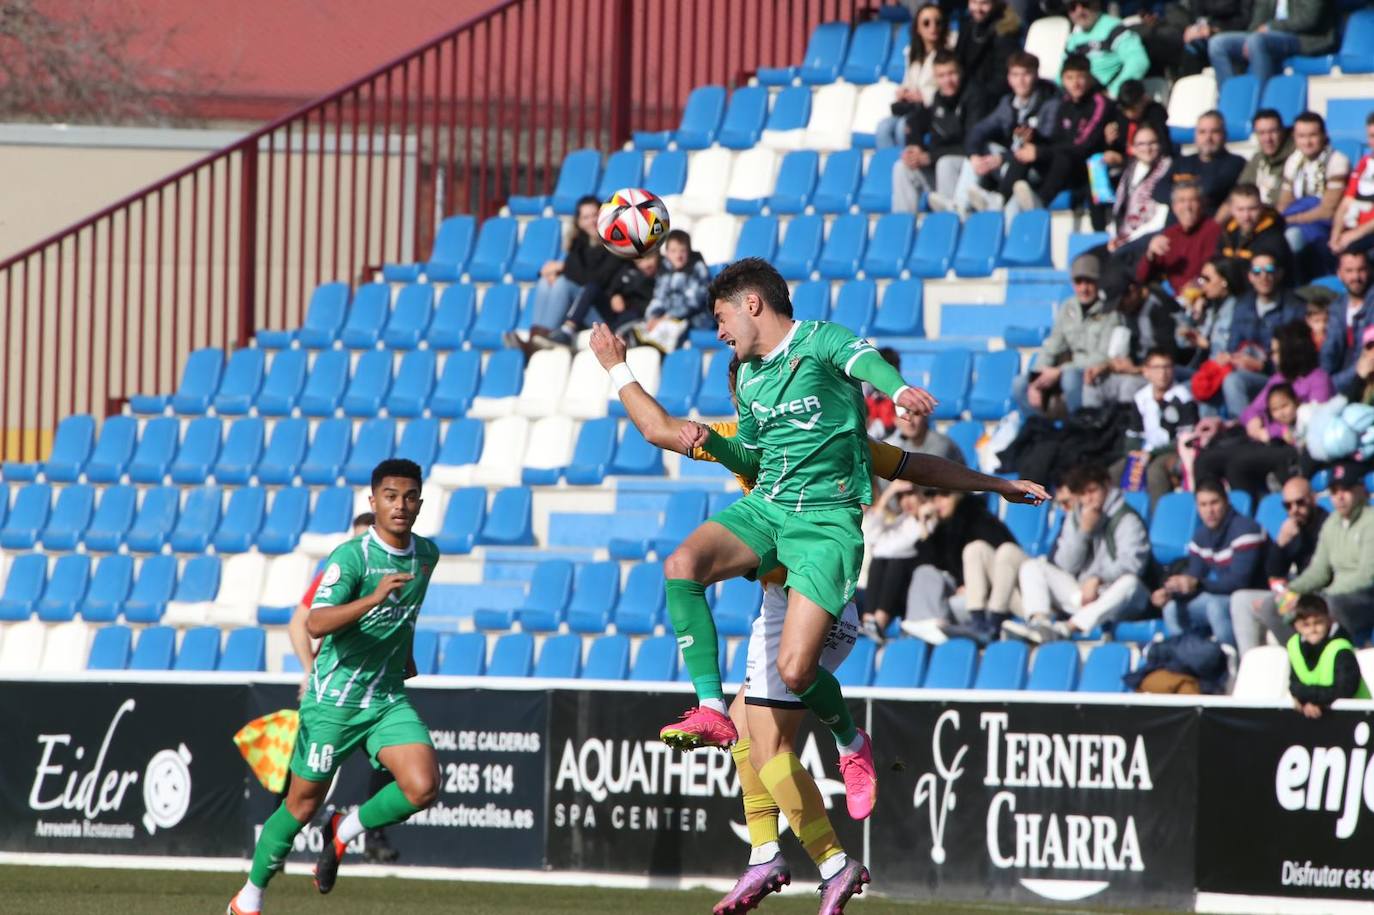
[307,529,440,711]
[734,320,879,511]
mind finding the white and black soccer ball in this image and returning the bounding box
[596,187,670,259]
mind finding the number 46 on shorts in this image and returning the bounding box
[307,742,335,773]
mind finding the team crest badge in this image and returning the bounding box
[421,564,433,577]
[838,480,847,494]
[789,356,801,373]
[321,563,341,586]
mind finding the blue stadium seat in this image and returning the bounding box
[427,284,477,350]
[946,420,982,466]
[1067,231,1109,264]
[952,211,1003,277]
[219,627,266,672]
[831,279,876,335]
[292,282,351,346]
[487,632,534,677]
[697,353,735,416]
[559,561,621,634]
[128,625,176,670]
[928,349,973,419]
[775,214,824,280]
[418,215,477,283]
[922,638,977,688]
[596,150,646,199]
[124,486,179,553]
[399,417,440,478]
[813,149,863,215]
[1229,489,1253,517]
[1217,74,1260,141]
[343,418,396,486]
[381,284,435,350]
[339,283,391,350]
[203,344,262,416]
[841,19,892,84]
[409,629,439,676]
[717,86,769,149]
[1079,643,1132,692]
[299,349,350,417]
[214,418,264,485]
[1025,642,1080,691]
[884,25,910,81]
[257,487,310,554]
[87,624,133,670]
[81,555,135,622]
[41,483,94,551]
[657,348,703,415]
[858,147,902,212]
[0,482,50,549]
[171,555,221,607]
[863,213,915,278]
[254,349,306,417]
[469,283,522,349]
[467,217,520,282]
[725,636,751,684]
[968,350,1019,419]
[1150,491,1196,564]
[85,416,138,484]
[122,554,178,623]
[1259,75,1306,127]
[609,491,705,559]
[170,485,222,553]
[1255,491,1286,539]
[127,418,180,485]
[583,633,631,680]
[644,149,688,197]
[431,487,487,555]
[835,638,877,686]
[430,349,482,417]
[873,638,928,688]
[611,562,666,634]
[1114,619,1166,643]
[257,418,310,485]
[476,559,573,630]
[479,486,534,546]
[175,626,221,671]
[549,148,604,213]
[434,417,483,473]
[610,425,664,476]
[169,417,221,485]
[1122,489,1151,523]
[871,278,923,336]
[84,485,137,552]
[510,218,564,283]
[630,634,679,680]
[767,150,819,214]
[638,86,727,149]
[343,351,393,417]
[998,210,1051,269]
[795,21,850,84]
[564,417,618,485]
[213,486,265,553]
[732,215,780,265]
[35,554,89,622]
[385,350,436,419]
[1002,501,1048,557]
[791,280,831,322]
[438,632,487,676]
[305,486,353,538]
[32,415,94,483]
[534,633,583,679]
[1337,10,1374,74]
[973,640,1029,690]
[165,348,224,415]
[714,579,762,637]
[908,212,960,278]
[818,213,868,279]
[0,553,46,620]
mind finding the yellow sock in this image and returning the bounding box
[758,751,843,868]
[731,738,780,849]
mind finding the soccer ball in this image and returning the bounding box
[597,188,670,259]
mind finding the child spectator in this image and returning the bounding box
[507,195,619,350]
[1289,594,1370,719]
[631,229,712,351]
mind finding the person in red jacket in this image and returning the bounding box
[1137,180,1222,296]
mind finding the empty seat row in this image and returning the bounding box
[835,636,1132,693]
[84,622,267,672]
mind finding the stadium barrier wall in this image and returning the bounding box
[2,675,1373,911]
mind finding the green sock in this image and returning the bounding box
[357,780,423,830]
[248,803,307,888]
[796,668,857,746]
[665,578,724,702]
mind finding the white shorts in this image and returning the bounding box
[743,583,860,708]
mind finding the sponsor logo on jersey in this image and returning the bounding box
[750,394,822,426]
[788,355,801,373]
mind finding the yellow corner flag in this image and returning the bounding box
[233,709,299,793]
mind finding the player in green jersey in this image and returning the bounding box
[658,258,935,827]
[228,459,440,915]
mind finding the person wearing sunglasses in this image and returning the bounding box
[875,3,948,149]
[1061,0,1150,99]
[1229,474,1327,655]
[1216,252,1306,416]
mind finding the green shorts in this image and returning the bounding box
[710,497,864,618]
[290,696,433,781]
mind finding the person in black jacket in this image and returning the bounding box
[897,488,1026,645]
[553,253,659,342]
[1289,594,1369,719]
[1136,0,1253,79]
[892,51,991,213]
[953,0,1023,99]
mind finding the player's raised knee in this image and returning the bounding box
[776,655,818,695]
[663,542,704,581]
[400,771,439,809]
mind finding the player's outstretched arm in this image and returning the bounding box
[306,573,413,638]
[589,323,692,453]
[895,450,1048,505]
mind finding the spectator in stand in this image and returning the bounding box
[1288,594,1370,719]
[1174,255,1246,373]
[549,252,658,344]
[1103,123,1173,269]
[1275,461,1374,642]
[860,481,926,642]
[875,3,950,149]
[954,0,1022,96]
[1061,0,1150,99]
[1307,298,1329,351]
[507,195,618,350]
[1156,479,1265,648]
[885,407,966,465]
[1276,112,1351,268]
[1006,463,1152,642]
[628,229,711,352]
[1100,80,1173,185]
[1012,252,1122,415]
[1318,252,1374,399]
[1114,347,1198,507]
[866,348,904,439]
[1218,252,1306,416]
[1137,181,1223,295]
[892,52,990,213]
[1081,267,1172,408]
[1229,475,1326,654]
[898,488,1025,646]
[1136,0,1253,79]
[1328,114,1374,258]
[1217,182,1294,275]
[1207,0,1336,90]
[1235,110,1296,212]
[1000,54,1115,213]
[937,51,1060,216]
[1167,111,1246,216]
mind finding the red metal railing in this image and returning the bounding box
[0,0,884,461]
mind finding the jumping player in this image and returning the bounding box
[228,459,440,915]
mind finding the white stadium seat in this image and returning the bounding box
[691,214,742,269]
[522,415,577,478]
[1166,72,1219,136]
[259,552,315,615]
[1357,649,1374,693]
[851,82,898,141]
[559,349,611,420]
[625,345,662,397]
[210,552,268,627]
[40,620,91,673]
[1232,645,1292,702]
[804,83,859,152]
[412,482,448,538]
[164,579,213,628]
[0,619,46,673]
[516,347,573,418]
[471,415,530,487]
[724,147,780,208]
[672,147,734,217]
[1025,17,1070,80]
